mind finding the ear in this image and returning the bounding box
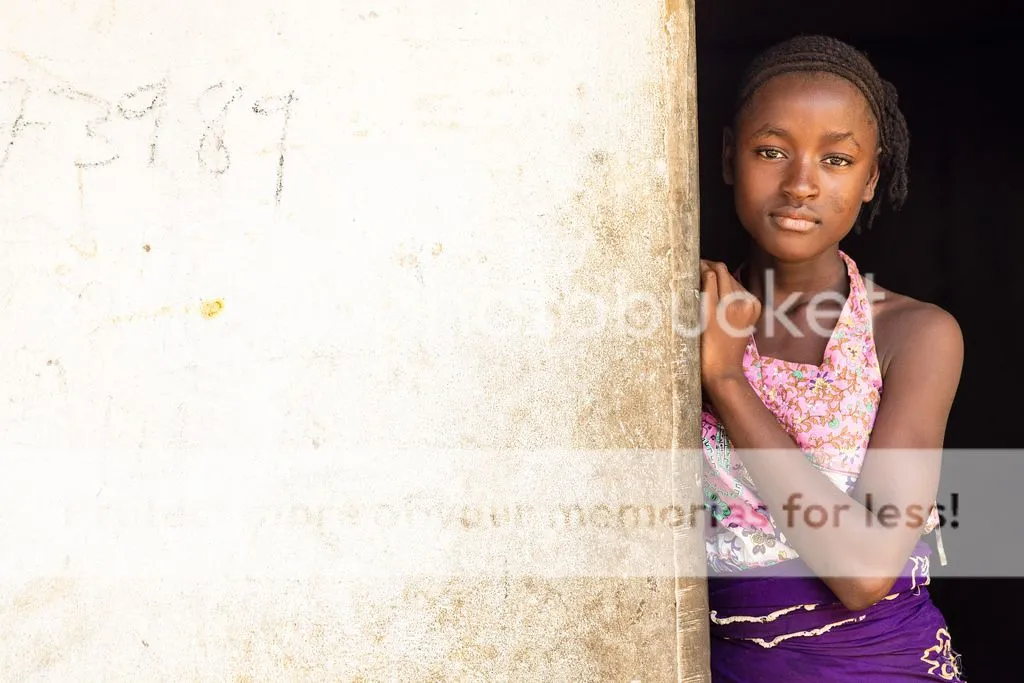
[862,150,881,202]
[722,127,736,186]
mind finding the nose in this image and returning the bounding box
[780,156,819,202]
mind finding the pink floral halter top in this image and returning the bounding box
[702,250,940,572]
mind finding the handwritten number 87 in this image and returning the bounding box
[197,83,295,203]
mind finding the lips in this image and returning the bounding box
[769,209,820,232]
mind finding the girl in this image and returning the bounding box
[700,35,966,681]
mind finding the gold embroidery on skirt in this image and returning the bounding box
[738,614,869,649]
[921,627,964,681]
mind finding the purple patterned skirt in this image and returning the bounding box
[709,541,966,681]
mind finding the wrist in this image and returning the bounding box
[703,371,750,402]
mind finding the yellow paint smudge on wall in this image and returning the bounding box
[200,299,224,319]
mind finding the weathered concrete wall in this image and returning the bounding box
[0,1,708,680]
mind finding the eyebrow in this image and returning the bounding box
[751,125,861,150]
[821,130,861,150]
[751,125,790,141]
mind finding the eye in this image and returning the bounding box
[824,155,853,167]
[755,147,785,160]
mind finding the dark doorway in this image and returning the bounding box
[695,2,1023,678]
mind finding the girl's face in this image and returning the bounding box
[723,72,881,262]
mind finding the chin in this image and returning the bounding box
[747,229,828,263]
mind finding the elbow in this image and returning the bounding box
[837,577,898,612]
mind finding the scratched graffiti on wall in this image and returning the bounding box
[0,75,296,204]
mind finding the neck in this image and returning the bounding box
[743,246,848,304]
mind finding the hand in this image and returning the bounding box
[700,260,761,388]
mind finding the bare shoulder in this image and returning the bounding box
[868,284,964,377]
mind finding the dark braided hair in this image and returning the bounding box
[733,35,909,232]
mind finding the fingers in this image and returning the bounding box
[699,261,717,328]
[702,260,755,296]
[700,260,735,299]
[700,260,731,278]
[700,260,717,293]
[699,260,714,294]
[710,261,733,299]
[701,260,761,322]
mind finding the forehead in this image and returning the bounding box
[737,72,876,136]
